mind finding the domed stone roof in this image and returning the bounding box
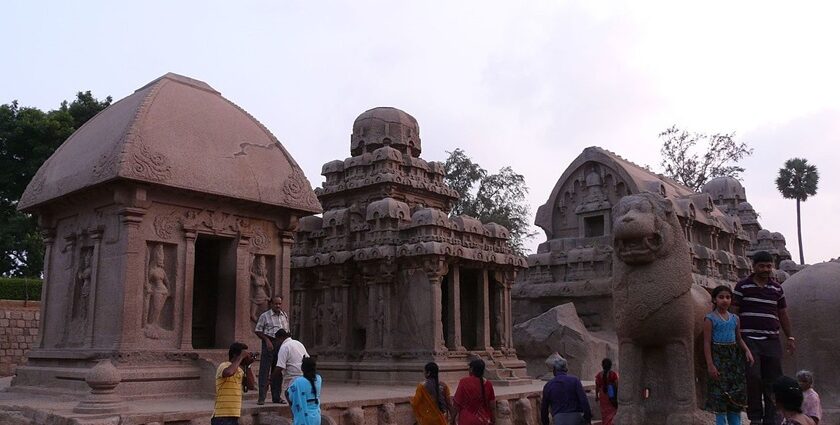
[19,73,321,214]
[350,107,421,158]
[701,176,747,202]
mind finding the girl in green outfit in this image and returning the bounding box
[704,285,755,425]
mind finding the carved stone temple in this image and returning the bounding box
[513,146,790,333]
[290,107,528,384]
[14,73,320,398]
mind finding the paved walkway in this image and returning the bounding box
[0,376,573,422]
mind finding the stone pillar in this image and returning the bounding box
[235,236,252,342]
[278,231,294,314]
[424,258,449,352]
[118,207,147,350]
[36,228,56,349]
[179,230,197,350]
[365,281,378,351]
[84,228,104,347]
[380,283,391,351]
[446,265,464,351]
[478,269,491,350]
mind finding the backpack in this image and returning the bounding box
[604,372,618,407]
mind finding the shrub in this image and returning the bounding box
[0,277,43,301]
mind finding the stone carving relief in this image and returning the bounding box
[72,248,94,320]
[496,400,513,425]
[327,300,343,349]
[283,168,321,211]
[290,292,302,338]
[153,211,180,240]
[378,402,396,425]
[92,150,118,180]
[143,243,174,339]
[250,255,272,323]
[513,398,534,425]
[130,142,172,181]
[250,225,270,250]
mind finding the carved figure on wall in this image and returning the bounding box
[73,249,93,319]
[250,255,272,323]
[312,294,324,346]
[373,294,386,348]
[611,192,708,425]
[328,301,342,348]
[144,244,170,338]
[290,293,302,338]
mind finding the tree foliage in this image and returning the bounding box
[443,149,536,255]
[659,126,753,191]
[0,91,111,277]
[776,158,819,265]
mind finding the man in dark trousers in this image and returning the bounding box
[732,251,796,425]
[254,296,289,404]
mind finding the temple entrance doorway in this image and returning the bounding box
[192,235,237,349]
[459,269,480,350]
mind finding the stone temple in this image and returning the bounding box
[290,107,528,384]
[512,147,790,366]
[14,73,321,398]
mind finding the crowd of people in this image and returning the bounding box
[210,250,824,425]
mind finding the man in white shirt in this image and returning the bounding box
[254,296,288,405]
[271,329,309,400]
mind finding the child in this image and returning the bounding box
[774,376,816,425]
[796,370,822,424]
[703,285,754,425]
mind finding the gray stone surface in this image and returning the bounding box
[784,261,840,423]
[512,303,614,380]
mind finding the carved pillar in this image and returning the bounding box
[446,265,464,350]
[179,230,197,350]
[339,281,351,350]
[365,280,378,352]
[84,228,104,348]
[37,228,56,349]
[381,283,391,351]
[424,258,449,352]
[235,236,252,342]
[118,207,146,350]
[278,231,294,315]
[478,269,491,350]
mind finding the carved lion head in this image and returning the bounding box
[612,192,677,265]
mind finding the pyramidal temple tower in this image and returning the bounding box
[291,107,528,384]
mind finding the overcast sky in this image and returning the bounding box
[3,1,837,263]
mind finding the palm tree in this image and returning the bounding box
[775,158,819,265]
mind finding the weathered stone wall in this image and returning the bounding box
[0,301,40,377]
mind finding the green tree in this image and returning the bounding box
[775,158,819,265]
[0,91,111,277]
[443,148,536,254]
[659,126,753,191]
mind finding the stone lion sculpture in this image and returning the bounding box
[611,192,708,425]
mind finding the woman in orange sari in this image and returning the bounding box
[411,362,453,425]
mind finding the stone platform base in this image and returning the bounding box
[0,378,554,425]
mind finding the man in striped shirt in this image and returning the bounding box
[732,251,796,425]
[212,342,256,425]
[254,296,289,405]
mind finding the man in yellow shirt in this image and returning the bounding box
[213,342,256,425]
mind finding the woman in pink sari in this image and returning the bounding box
[454,360,495,425]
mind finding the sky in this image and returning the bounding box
[3,0,838,263]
